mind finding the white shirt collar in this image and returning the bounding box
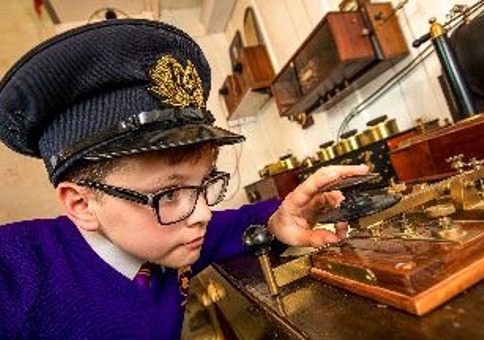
[78,228,143,280]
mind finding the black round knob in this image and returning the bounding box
[340,129,358,139]
[319,140,334,149]
[412,33,430,48]
[242,225,274,257]
[366,115,388,126]
[279,154,293,161]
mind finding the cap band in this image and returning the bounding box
[50,107,215,169]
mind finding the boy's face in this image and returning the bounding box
[87,151,215,268]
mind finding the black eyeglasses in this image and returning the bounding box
[76,171,230,225]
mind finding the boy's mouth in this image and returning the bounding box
[184,236,204,249]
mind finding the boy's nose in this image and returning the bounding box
[187,194,212,227]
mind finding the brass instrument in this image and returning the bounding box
[244,154,484,316]
[258,154,300,178]
[358,154,484,230]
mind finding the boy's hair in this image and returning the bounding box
[62,142,219,184]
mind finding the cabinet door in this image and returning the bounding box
[236,45,274,91]
[293,17,339,96]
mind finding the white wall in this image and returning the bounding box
[213,0,480,209]
[0,0,480,221]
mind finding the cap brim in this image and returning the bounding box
[84,124,245,160]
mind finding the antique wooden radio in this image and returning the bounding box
[390,114,484,182]
[271,2,408,117]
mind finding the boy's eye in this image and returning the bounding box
[159,189,178,202]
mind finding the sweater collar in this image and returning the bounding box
[78,228,143,279]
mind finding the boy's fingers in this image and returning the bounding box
[335,221,349,240]
[300,165,369,194]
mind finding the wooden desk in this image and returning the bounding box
[198,253,484,339]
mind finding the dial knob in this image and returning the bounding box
[242,225,274,257]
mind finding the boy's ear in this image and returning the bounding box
[56,182,100,231]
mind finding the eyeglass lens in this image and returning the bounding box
[157,175,227,224]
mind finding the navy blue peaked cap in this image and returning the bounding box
[0,19,244,185]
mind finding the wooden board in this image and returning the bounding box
[390,114,484,182]
[310,221,484,315]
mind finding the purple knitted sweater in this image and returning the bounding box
[0,200,279,339]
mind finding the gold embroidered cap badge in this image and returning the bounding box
[147,55,206,108]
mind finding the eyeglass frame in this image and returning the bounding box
[75,171,230,225]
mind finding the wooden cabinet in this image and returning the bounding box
[244,169,299,203]
[272,2,408,117]
[390,115,484,182]
[220,45,275,120]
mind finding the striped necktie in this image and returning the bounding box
[134,262,153,288]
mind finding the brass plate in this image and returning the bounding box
[274,256,312,287]
[324,261,377,285]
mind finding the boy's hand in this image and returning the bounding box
[267,164,368,247]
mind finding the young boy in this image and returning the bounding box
[0,19,367,338]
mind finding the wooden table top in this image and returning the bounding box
[210,253,484,340]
